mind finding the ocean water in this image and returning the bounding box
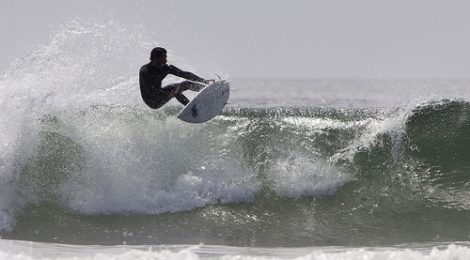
[1,21,470,259]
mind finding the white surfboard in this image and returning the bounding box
[177,80,230,123]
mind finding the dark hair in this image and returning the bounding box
[150,47,167,61]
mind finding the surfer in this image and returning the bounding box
[139,47,214,109]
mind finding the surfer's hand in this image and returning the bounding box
[167,90,176,98]
[204,79,215,85]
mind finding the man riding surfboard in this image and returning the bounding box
[139,47,214,109]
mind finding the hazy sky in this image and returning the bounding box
[1,0,470,78]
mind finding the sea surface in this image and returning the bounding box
[1,21,470,259]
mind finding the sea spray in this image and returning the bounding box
[0,19,176,231]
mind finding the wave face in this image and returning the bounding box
[4,101,470,246]
[2,21,470,247]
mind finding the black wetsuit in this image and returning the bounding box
[139,63,206,109]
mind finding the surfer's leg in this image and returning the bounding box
[143,95,169,109]
[161,84,188,105]
[162,81,204,106]
[164,81,205,93]
[174,93,189,106]
[181,81,205,92]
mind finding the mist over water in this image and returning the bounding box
[2,20,470,259]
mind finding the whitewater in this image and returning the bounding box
[2,21,470,259]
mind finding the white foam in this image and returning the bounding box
[0,73,42,232]
[295,245,470,260]
[268,155,351,198]
[329,106,411,164]
[282,116,371,132]
[53,108,260,214]
[2,240,470,260]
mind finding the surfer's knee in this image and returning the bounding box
[146,104,159,109]
[144,100,164,109]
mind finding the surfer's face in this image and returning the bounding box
[154,53,167,66]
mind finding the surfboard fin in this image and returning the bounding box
[191,104,198,117]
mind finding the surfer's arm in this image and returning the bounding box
[168,65,206,83]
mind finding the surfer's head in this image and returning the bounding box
[150,47,167,65]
